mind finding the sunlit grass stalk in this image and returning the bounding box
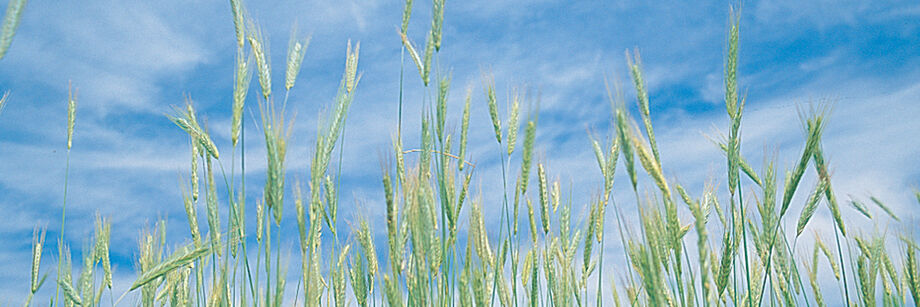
[53,83,77,307]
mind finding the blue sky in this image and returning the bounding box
[1,0,919,304]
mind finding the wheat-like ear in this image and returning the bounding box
[507,91,521,155]
[422,29,434,85]
[260,96,292,225]
[29,226,45,294]
[724,6,740,118]
[483,74,502,144]
[345,40,360,93]
[93,216,113,289]
[431,0,445,51]
[805,243,826,307]
[294,183,307,252]
[168,99,219,159]
[869,196,900,222]
[356,218,378,288]
[591,136,606,180]
[232,47,252,147]
[349,250,369,307]
[847,196,873,219]
[0,0,25,60]
[333,244,351,307]
[796,179,827,237]
[583,200,598,270]
[715,141,762,186]
[780,108,825,218]
[813,234,840,280]
[256,199,264,242]
[189,136,200,202]
[203,156,222,258]
[905,238,920,304]
[401,0,414,34]
[629,122,671,201]
[247,20,271,100]
[181,189,202,250]
[715,223,733,296]
[626,49,661,165]
[59,279,82,306]
[436,74,451,141]
[130,242,211,290]
[615,108,637,190]
[384,273,405,306]
[0,91,9,116]
[458,86,472,170]
[229,0,245,47]
[538,164,550,235]
[67,83,77,150]
[399,30,425,85]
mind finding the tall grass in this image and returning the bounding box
[14,1,920,306]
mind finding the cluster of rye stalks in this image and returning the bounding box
[8,0,920,306]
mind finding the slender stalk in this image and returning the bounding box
[832,220,851,306]
[52,150,71,307]
[596,230,606,307]
[738,180,753,307]
[489,147,513,306]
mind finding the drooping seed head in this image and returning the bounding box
[870,196,900,222]
[168,99,219,159]
[848,196,873,220]
[130,242,211,291]
[796,179,827,237]
[247,21,271,100]
[398,30,425,85]
[626,49,661,165]
[810,233,840,281]
[591,136,606,179]
[284,25,310,91]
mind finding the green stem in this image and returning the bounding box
[832,222,850,306]
[596,230,606,307]
[52,150,71,307]
[738,183,753,307]
[489,147,512,306]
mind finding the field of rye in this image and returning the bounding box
[2,0,919,306]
